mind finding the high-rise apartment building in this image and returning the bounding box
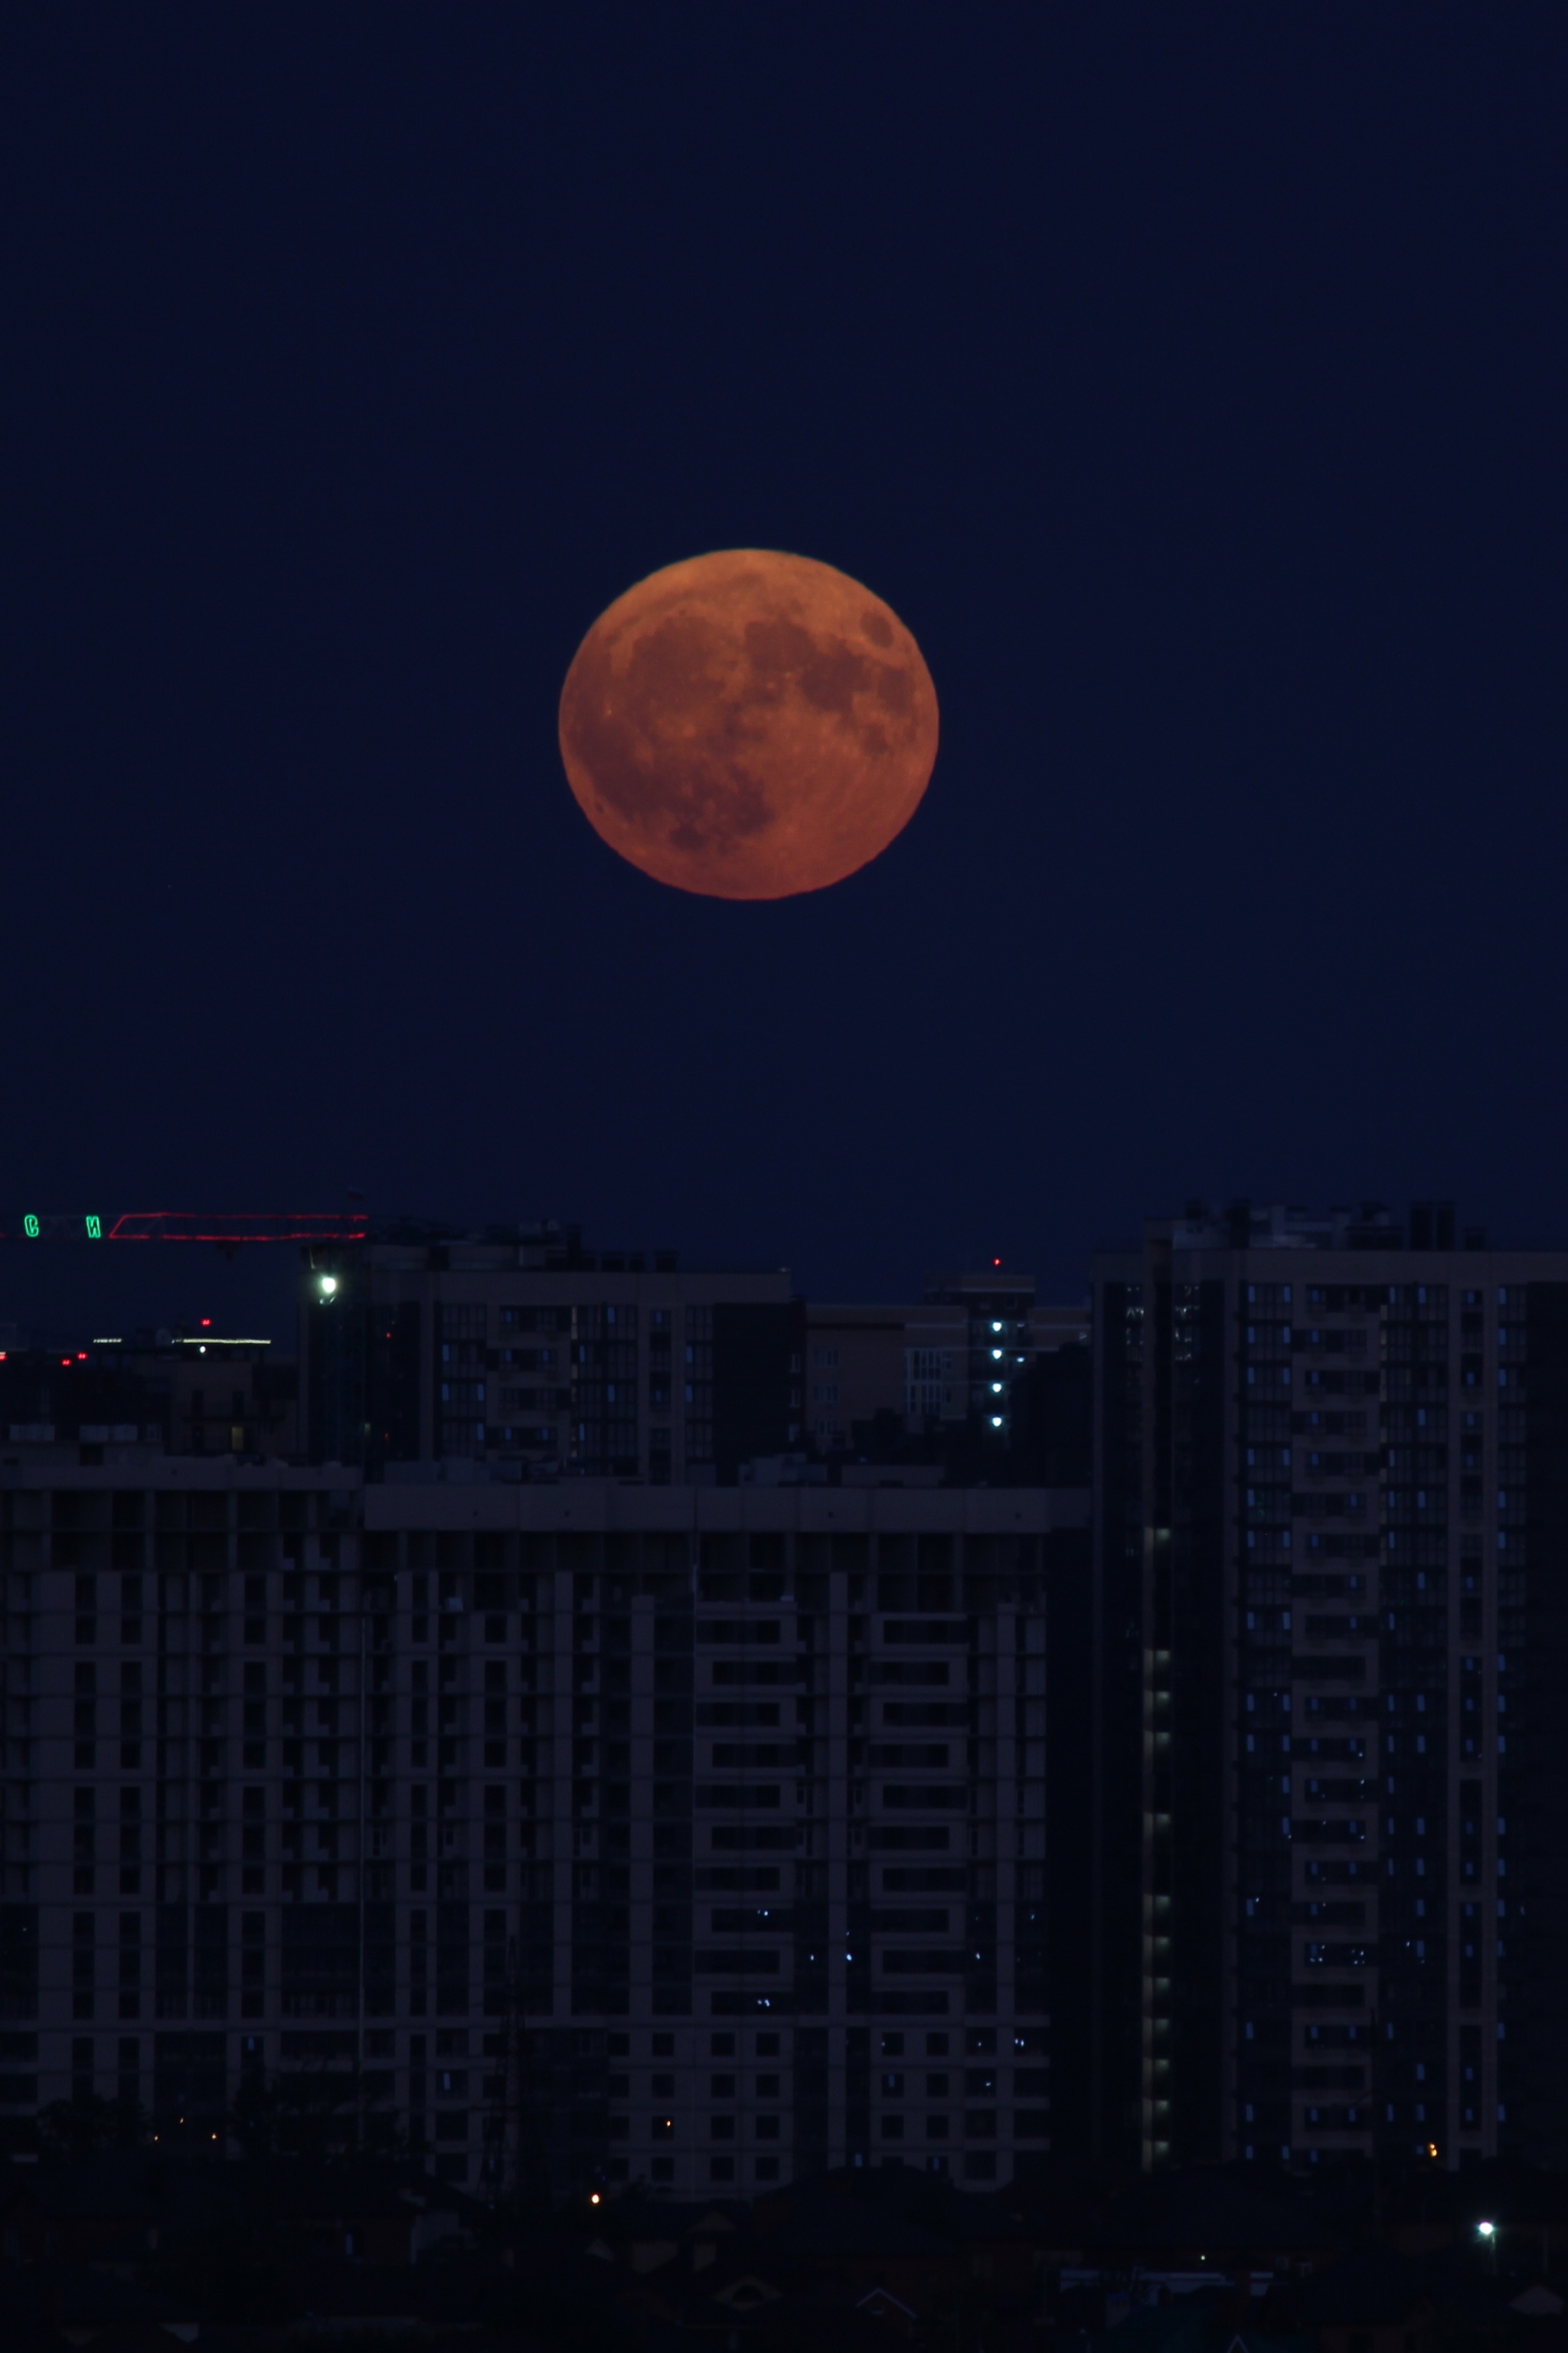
[0,1457,1087,2194]
[1092,1202,1568,2175]
[926,1267,1055,1446]
[803,1278,1088,1459]
[301,1224,799,1484]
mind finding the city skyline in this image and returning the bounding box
[0,1195,1525,1361]
[1,1190,1556,2194]
[3,5,1567,2284]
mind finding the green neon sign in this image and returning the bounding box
[23,1215,38,1238]
[84,1215,102,1239]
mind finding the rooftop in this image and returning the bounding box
[1168,1200,1485,1253]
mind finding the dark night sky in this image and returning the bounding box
[2,8,1566,1342]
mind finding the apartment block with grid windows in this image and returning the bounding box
[1091,1201,1568,2175]
[0,1461,1088,2194]
[300,1226,799,1484]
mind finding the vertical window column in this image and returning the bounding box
[71,1913,95,2020]
[118,1912,142,2021]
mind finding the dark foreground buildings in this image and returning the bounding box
[1093,1202,1568,2174]
[6,1195,1567,2197]
[0,1457,1089,2195]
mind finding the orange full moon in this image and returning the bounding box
[557,549,939,899]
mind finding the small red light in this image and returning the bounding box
[201,1318,212,1328]
[77,1351,87,1361]
[61,1357,71,1368]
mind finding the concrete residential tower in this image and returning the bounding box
[0,1458,1087,2194]
[1092,1203,1568,2172]
[301,1224,800,1485]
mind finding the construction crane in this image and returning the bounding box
[0,1211,368,1244]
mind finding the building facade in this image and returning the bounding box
[0,1458,1086,2195]
[803,1281,1089,1459]
[1,1335,296,1463]
[925,1269,1074,1446]
[302,1226,799,1484]
[1092,1203,1568,2174]
[802,1302,970,1455]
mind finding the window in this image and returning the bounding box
[906,1344,955,1417]
[440,1306,488,1342]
